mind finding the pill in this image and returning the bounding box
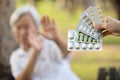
[68,31,74,39]
[88,43,93,49]
[75,42,80,49]
[68,41,74,49]
[81,43,87,49]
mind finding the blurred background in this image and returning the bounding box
[0,0,120,80]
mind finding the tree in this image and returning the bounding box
[56,0,79,14]
[111,0,120,20]
[0,0,18,79]
[26,0,35,6]
[56,0,95,14]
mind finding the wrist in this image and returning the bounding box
[54,33,61,43]
[32,48,41,55]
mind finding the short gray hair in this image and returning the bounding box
[10,5,40,28]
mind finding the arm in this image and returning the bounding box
[54,34,70,58]
[41,16,70,58]
[16,50,40,80]
[16,27,43,80]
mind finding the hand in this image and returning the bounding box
[41,16,69,58]
[95,16,120,37]
[41,16,60,41]
[28,27,43,52]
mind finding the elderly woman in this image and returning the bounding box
[9,6,80,80]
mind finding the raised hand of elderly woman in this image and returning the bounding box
[41,16,69,58]
[41,16,61,41]
[28,26,44,52]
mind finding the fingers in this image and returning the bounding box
[102,30,112,37]
[41,16,50,26]
[103,16,110,23]
[52,18,56,24]
[112,33,120,36]
[28,27,37,37]
[32,37,44,52]
[45,16,50,25]
[41,16,55,25]
[102,30,120,37]
[94,16,111,31]
[94,16,112,37]
[94,24,106,31]
[41,16,56,32]
[28,27,38,44]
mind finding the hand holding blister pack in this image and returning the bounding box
[67,6,104,51]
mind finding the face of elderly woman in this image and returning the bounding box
[13,13,37,46]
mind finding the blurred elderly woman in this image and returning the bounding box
[9,6,80,80]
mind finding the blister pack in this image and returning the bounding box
[67,6,103,51]
[79,6,103,39]
[67,30,102,51]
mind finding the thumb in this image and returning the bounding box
[94,24,106,31]
[102,30,112,37]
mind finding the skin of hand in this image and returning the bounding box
[41,16,60,41]
[41,16,69,58]
[28,26,44,52]
[95,16,120,37]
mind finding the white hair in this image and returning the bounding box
[10,5,40,28]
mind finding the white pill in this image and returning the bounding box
[81,43,87,49]
[75,42,80,49]
[78,25,83,30]
[68,31,74,39]
[83,27,87,32]
[68,41,74,49]
[93,32,98,38]
[90,31,93,36]
[94,43,101,50]
[88,43,93,49]
[86,29,90,34]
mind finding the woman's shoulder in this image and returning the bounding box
[10,47,22,64]
[10,47,23,60]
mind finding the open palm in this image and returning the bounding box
[41,16,60,40]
